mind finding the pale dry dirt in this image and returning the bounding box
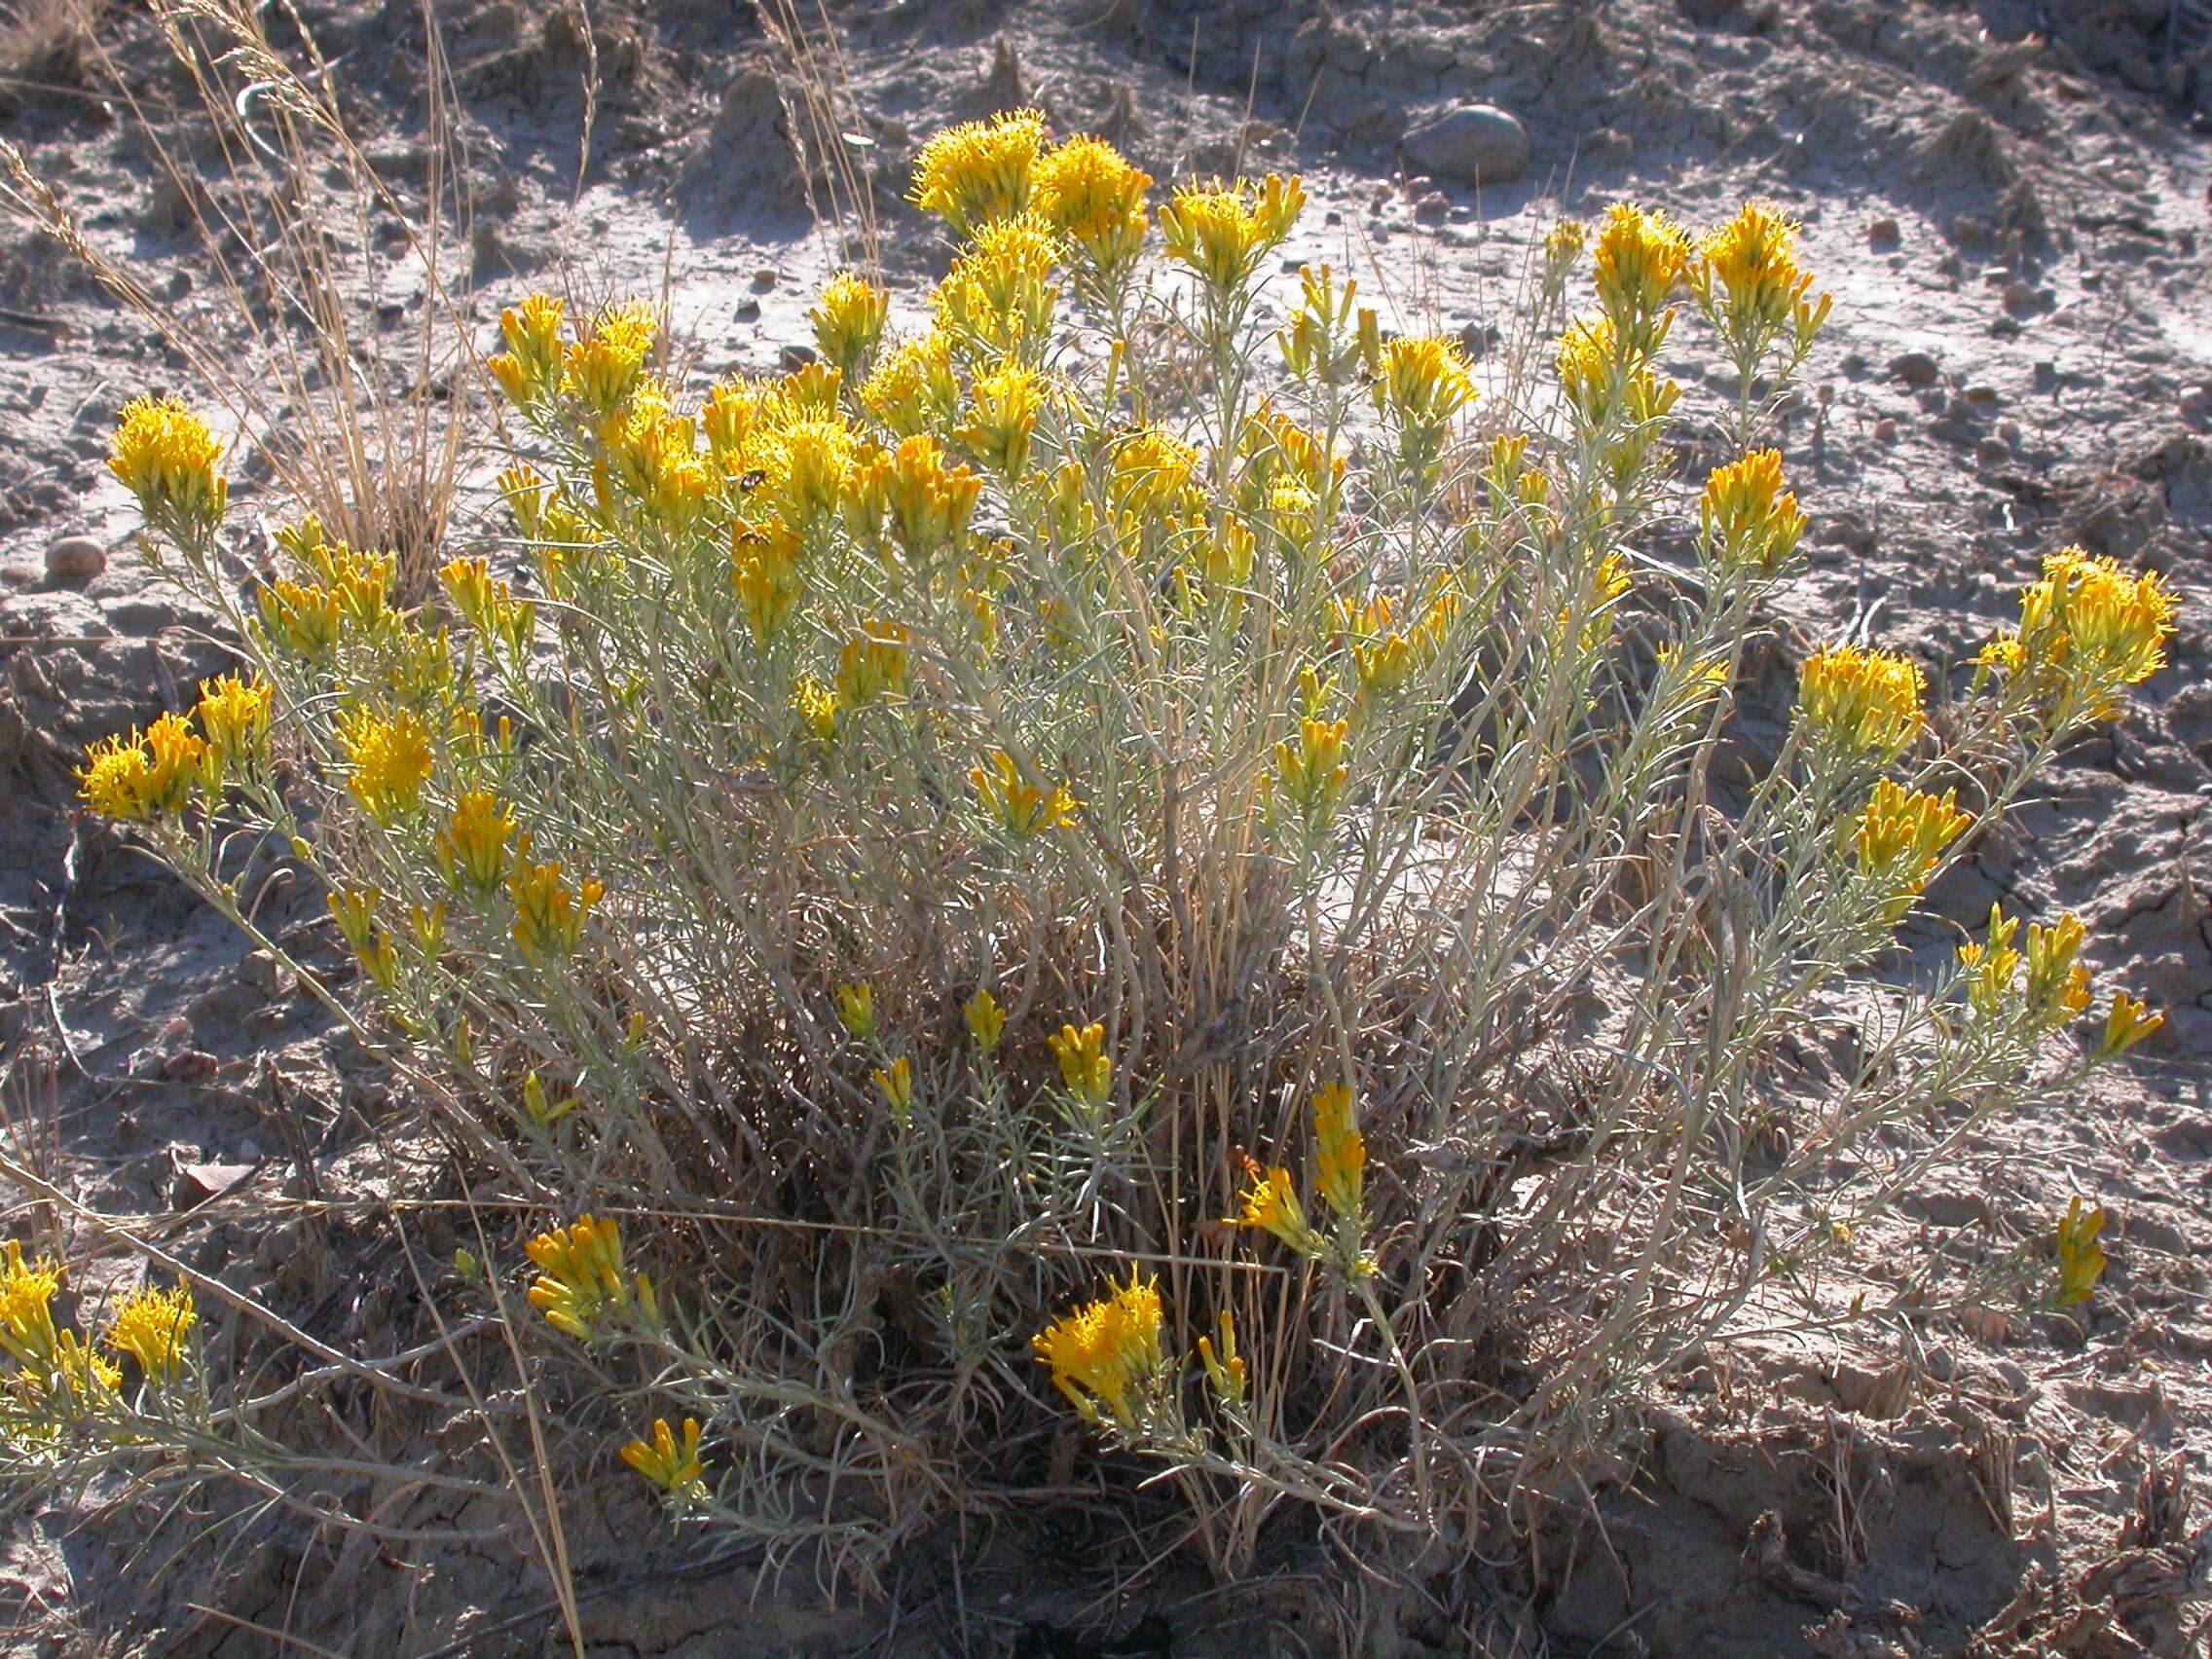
[0,1,2209,1655]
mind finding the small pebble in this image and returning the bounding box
[2180,386,2212,417]
[735,298,761,322]
[1866,215,1900,244]
[46,535,106,584]
[1,564,38,588]
[751,268,778,290]
[1873,418,1899,443]
[1975,436,2010,465]
[1889,350,1941,388]
[779,343,818,371]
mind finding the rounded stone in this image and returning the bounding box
[1399,104,1530,188]
[45,535,106,584]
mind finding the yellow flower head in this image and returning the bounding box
[1033,135,1151,273]
[78,712,207,822]
[861,332,960,437]
[1541,217,1590,291]
[1228,1164,1323,1259]
[620,1417,706,1497]
[760,417,860,531]
[1700,449,1805,575]
[604,393,710,532]
[439,558,536,657]
[1310,1083,1366,1222]
[835,620,913,705]
[934,214,1062,351]
[110,395,228,536]
[1107,425,1201,521]
[732,518,807,640]
[963,988,1006,1053]
[2054,1197,2107,1307]
[1278,263,1371,387]
[873,1055,914,1122]
[1371,335,1476,432]
[870,434,983,559]
[525,1214,657,1342]
[1196,1308,1245,1407]
[102,1280,197,1386]
[835,981,875,1041]
[1797,645,1925,756]
[971,750,1081,837]
[339,707,434,825]
[0,1242,60,1373]
[1695,201,1821,339]
[190,677,274,778]
[1031,1271,1163,1428]
[1159,173,1306,291]
[2023,913,2091,1029]
[910,108,1047,235]
[810,271,891,377]
[1272,716,1350,819]
[956,358,1049,479]
[1555,314,1681,435]
[490,293,567,406]
[1048,1021,1113,1109]
[2101,993,2163,1056]
[435,791,516,896]
[2007,547,2177,721]
[1853,778,1969,918]
[257,576,345,659]
[562,301,659,419]
[507,859,603,959]
[1590,203,1691,351]
[1958,904,2025,1021]
[792,675,840,743]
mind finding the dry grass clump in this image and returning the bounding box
[0,0,475,595]
[0,106,2177,1613]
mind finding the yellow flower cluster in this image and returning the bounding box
[525,1215,658,1343]
[1699,449,1805,575]
[873,1054,915,1122]
[508,858,604,959]
[109,395,228,539]
[1030,1272,1163,1429]
[1310,1084,1366,1223]
[1195,1309,1245,1407]
[1159,174,1305,293]
[339,707,435,825]
[1853,778,1969,919]
[1959,905,2092,1031]
[1338,584,1459,699]
[971,751,1081,837]
[1590,203,1691,353]
[1033,135,1151,274]
[1272,715,1350,820]
[733,519,805,640]
[1694,201,1830,358]
[621,1416,707,1497]
[2054,1197,2107,1307]
[862,332,960,437]
[1279,264,1373,387]
[439,557,535,658]
[909,108,1046,235]
[78,670,276,823]
[434,791,516,896]
[1797,645,1925,756]
[1048,1021,1112,1109]
[834,621,913,705]
[810,272,891,378]
[488,293,566,408]
[1983,547,2175,721]
[1229,1162,1322,1257]
[562,302,660,421]
[836,981,876,1041]
[933,214,1061,353]
[963,988,1006,1052]
[1370,335,1475,436]
[955,358,1049,479]
[0,1242,59,1374]
[102,1280,197,1386]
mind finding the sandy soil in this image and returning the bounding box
[0,1,2208,1654]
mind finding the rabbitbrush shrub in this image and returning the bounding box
[13,113,2175,1595]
